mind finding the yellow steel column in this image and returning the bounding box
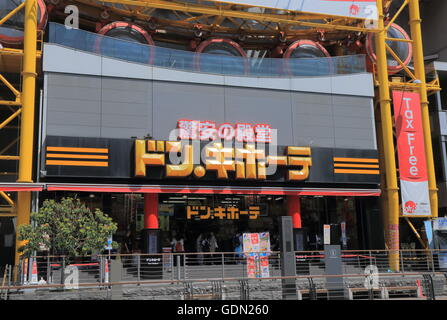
[408,0,438,218]
[14,0,38,268]
[375,0,400,271]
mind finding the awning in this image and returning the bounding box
[45,183,381,197]
[0,183,44,192]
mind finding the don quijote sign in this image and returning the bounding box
[392,91,431,216]
[134,119,312,181]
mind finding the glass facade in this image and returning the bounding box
[40,191,383,253]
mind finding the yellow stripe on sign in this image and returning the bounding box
[333,163,379,169]
[334,158,379,163]
[334,169,380,175]
[333,157,379,163]
[46,146,108,153]
[46,154,109,160]
[46,160,108,167]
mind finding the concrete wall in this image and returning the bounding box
[42,44,377,150]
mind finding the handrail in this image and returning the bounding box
[1,271,444,291]
[47,22,367,79]
[30,248,447,259]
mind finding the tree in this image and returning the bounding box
[18,197,118,257]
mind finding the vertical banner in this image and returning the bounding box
[392,91,431,216]
[243,233,257,278]
[250,233,260,253]
[323,224,331,245]
[243,232,271,278]
[259,232,271,252]
[246,256,257,278]
[243,233,253,253]
[259,232,271,278]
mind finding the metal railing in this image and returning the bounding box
[47,22,367,78]
[12,249,447,285]
[8,249,446,286]
[2,271,446,301]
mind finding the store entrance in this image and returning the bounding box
[157,194,287,255]
[300,196,383,250]
[40,192,383,254]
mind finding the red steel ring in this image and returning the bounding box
[194,38,248,73]
[366,23,413,75]
[95,21,154,64]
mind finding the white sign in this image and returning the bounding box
[433,218,447,231]
[64,266,79,289]
[209,0,378,20]
[323,224,331,245]
[105,235,113,250]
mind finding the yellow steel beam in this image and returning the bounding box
[385,37,413,43]
[94,0,379,33]
[404,217,427,249]
[0,74,21,98]
[0,156,20,160]
[17,0,37,184]
[385,0,408,31]
[408,0,438,218]
[0,2,26,26]
[0,191,15,207]
[0,109,22,130]
[384,43,417,80]
[15,191,31,267]
[0,137,19,156]
[389,82,441,93]
[375,0,400,272]
[0,48,42,58]
[0,100,22,106]
[15,0,38,269]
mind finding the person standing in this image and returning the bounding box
[196,233,204,265]
[171,231,185,266]
[209,232,219,264]
[233,232,243,264]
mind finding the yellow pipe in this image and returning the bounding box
[408,0,438,218]
[0,109,22,130]
[15,0,38,272]
[0,74,21,97]
[0,191,15,207]
[98,0,380,33]
[404,217,427,249]
[376,105,390,248]
[0,100,22,106]
[0,156,20,160]
[375,0,400,272]
[385,37,413,43]
[17,0,37,184]
[385,0,408,31]
[14,191,31,267]
[384,43,417,80]
[0,2,26,26]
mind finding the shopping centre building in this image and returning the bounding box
[37,29,382,254]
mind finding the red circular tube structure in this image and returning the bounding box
[196,38,246,57]
[366,23,412,75]
[283,40,333,76]
[194,38,248,73]
[96,21,154,64]
[283,40,330,59]
[0,0,48,45]
[97,21,154,45]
